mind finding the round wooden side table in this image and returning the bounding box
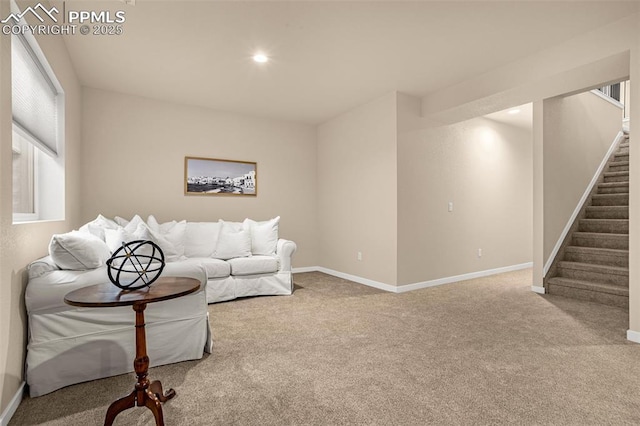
[64,277,201,426]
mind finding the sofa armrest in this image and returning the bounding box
[27,255,60,279]
[276,239,297,272]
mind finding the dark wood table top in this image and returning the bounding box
[64,277,201,308]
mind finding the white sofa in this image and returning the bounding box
[25,214,296,396]
[174,217,297,303]
[25,262,211,397]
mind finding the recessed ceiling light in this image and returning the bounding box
[507,108,521,115]
[253,53,268,63]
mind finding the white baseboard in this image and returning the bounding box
[396,262,533,293]
[316,267,399,293]
[294,263,533,294]
[0,381,24,426]
[531,285,546,294]
[543,131,625,276]
[292,266,319,273]
[627,330,640,344]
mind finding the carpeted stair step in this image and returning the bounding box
[591,193,628,206]
[557,261,628,286]
[597,182,628,194]
[608,161,629,172]
[585,206,628,219]
[564,246,629,268]
[546,130,630,308]
[547,277,628,308]
[572,232,628,250]
[614,153,629,162]
[603,171,629,183]
[578,219,628,234]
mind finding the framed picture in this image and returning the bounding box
[184,156,257,196]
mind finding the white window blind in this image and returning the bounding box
[11,34,59,157]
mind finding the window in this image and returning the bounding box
[597,83,621,102]
[12,130,35,217]
[11,15,65,223]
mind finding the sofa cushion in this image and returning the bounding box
[184,222,221,258]
[213,220,252,260]
[243,216,279,256]
[181,257,230,278]
[227,255,279,276]
[49,231,112,270]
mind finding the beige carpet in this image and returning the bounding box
[10,270,640,425]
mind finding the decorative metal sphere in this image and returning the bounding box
[106,240,165,290]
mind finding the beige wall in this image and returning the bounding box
[413,8,639,335]
[0,0,83,414]
[397,93,533,286]
[80,88,318,267]
[543,91,623,263]
[317,92,398,285]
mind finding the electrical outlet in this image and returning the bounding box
[357,251,362,261]
[448,202,454,212]
[478,248,482,258]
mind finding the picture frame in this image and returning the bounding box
[184,156,257,196]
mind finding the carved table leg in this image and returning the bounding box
[149,380,176,402]
[142,392,165,426]
[104,390,136,426]
[103,302,175,426]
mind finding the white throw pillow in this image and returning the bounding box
[104,226,139,253]
[213,220,252,260]
[114,216,130,227]
[223,221,244,231]
[49,231,112,270]
[184,222,221,258]
[146,215,163,232]
[138,223,180,262]
[147,215,186,259]
[104,223,179,260]
[243,216,280,256]
[104,225,156,264]
[78,214,119,241]
[124,215,145,234]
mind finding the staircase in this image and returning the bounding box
[546,133,629,308]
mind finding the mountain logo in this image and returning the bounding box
[1,3,59,24]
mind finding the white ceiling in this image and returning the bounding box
[54,1,636,124]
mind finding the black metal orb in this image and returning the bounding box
[106,240,165,290]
